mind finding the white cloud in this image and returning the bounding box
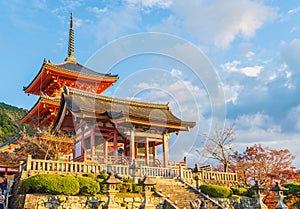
[87,6,108,14]
[126,0,173,9]
[221,60,264,77]
[288,6,300,14]
[90,7,141,44]
[280,39,300,76]
[169,0,276,48]
[170,68,182,77]
[33,0,47,9]
[286,106,300,131]
[240,66,264,77]
[223,84,242,104]
[245,51,255,59]
[74,18,83,27]
[234,113,280,132]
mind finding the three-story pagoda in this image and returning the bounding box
[21,13,118,127]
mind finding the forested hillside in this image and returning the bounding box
[0,102,28,143]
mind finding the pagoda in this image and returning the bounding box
[21,13,118,127]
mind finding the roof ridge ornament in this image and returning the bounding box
[65,13,77,63]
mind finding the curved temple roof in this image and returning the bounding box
[54,87,196,132]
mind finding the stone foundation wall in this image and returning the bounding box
[215,197,257,209]
[15,194,164,209]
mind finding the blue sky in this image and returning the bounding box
[1,0,300,167]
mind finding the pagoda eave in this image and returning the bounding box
[21,97,60,127]
[24,62,118,96]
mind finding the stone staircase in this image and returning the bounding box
[155,178,222,209]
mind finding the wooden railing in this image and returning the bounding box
[21,155,102,176]
[196,169,238,182]
[20,155,238,186]
[140,166,179,178]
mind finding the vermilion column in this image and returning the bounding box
[113,129,118,159]
[130,128,135,162]
[162,134,169,167]
[104,139,108,163]
[145,138,149,166]
[91,127,95,160]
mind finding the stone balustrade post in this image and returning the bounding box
[19,161,24,172]
[179,166,184,180]
[26,155,32,171]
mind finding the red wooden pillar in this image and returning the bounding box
[162,134,169,168]
[91,127,95,160]
[145,138,149,166]
[113,128,118,159]
[104,139,108,163]
[129,128,135,162]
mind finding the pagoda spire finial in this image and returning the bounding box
[65,12,77,63]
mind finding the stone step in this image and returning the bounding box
[154,178,221,209]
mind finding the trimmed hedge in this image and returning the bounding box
[21,174,80,195]
[97,173,109,180]
[282,182,300,195]
[200,184,232,198]
[231,187,248,196]
[76,176,100,195]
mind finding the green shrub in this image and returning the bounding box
[244,188,255,197]
[76,176,100,195]
[97,173,109,180]
[20,174,79,195]
[98,179,107,193]
[282,182,300,195]
[200,184,232,198]
[231,187,248,196]
[82,173,96,180]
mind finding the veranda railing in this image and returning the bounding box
[20,155,238,185]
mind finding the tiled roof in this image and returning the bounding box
[58,87,196,131]
[48,61,118,78]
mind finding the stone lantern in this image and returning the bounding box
[139,176,156,209]
[102,173,122,209]
[192,164,201,189]
[250,180,268,209]
[270,182,288,209]
[129,160,141,184]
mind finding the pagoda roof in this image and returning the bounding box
[24,13,118,96]
[21,94,60,127]
[47,61,118,78]
[54,87,196,132]
[23,60,118,95]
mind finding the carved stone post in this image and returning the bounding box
[102,173,121,209]
[26,155,32,171]
[250,180,268,209]
[270,182,288,209]
[192,164,201,189]
[139,176,156,209]
[129,160,141,184]
[19,161,24,172]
